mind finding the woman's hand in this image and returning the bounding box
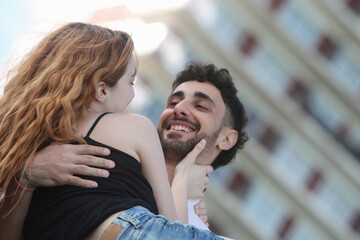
[26,142,113,188]
[194,200,209,227]
[187,163,213,199]
[171,139,209,223]
[174,139,213,199]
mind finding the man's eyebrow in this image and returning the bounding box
[168,91,184,100]
[194,91,216,107]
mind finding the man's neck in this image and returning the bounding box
[164,151,217,185]
[164,153,179,184]
[166,161,177,184]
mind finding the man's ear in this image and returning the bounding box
[96,81,108,102]
[217,127,238,150]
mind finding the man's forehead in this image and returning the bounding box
[172,81,218,96]
[171,80,226,108]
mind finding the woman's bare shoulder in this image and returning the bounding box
[91,112,156,146]
[102,112,155,130]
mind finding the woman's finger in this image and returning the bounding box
[181,139,206,167]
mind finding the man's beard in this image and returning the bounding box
[158,125,222,164]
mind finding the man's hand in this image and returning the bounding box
[26,142,113,188]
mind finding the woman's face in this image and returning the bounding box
[105,54,136,113]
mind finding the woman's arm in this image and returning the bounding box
[0,144,112,240]
[78,113,205,224]
[93,113,180,222]
[132,116,180,222]
[133,120,209,224]
[0,177,34,240]
[170,139,208,223]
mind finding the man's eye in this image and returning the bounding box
[196,105,208,110]
[169,101,178,107]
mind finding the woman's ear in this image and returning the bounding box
[217,127,238,150]
[96,81,108,102]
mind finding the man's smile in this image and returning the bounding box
[170,125,191,132]
[164,119,199,134]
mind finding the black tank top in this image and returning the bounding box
[23,113,159,240]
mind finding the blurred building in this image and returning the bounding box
[89,0,360,239]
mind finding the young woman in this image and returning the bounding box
[0,22,224,239]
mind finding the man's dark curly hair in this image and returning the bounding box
[172,62,248,169]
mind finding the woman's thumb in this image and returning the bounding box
[182,139,206,166]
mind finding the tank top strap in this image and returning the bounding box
[85,112,112,138]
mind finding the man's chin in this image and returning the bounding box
[166,132,185,140]
[162,137,195,148]
[165,131,196,140]
[161,138,198,161]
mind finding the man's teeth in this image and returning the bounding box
[170,125,191,132]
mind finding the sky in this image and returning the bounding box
[0,0,186,78]
[0,0,33,67]
[0,0,119,70]
[0,0,185,109]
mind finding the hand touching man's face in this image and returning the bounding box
[158,81,227,165]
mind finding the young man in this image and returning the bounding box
[157,63,248,229]
[1,62,248,239]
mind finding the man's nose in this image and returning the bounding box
[173,101,189,117]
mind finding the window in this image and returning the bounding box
[258,125,281,152]
[275,2,320,50]
[270,0,287,11]
[334,123,349,142]
[243,108,258,137]
[347,0,360,15]
[277,216,295,239]
[306,93,360,159]
[242,184,285,236]
[250,0,269,6]
[317,35,338,60]
[211,165,234,185]
[328,51,360,97]
[238,32,258,57]
[286,78,310,112]
[305,169,323,192]
[187,0,243,48]
[307,94,342,136]
[346,129,360,160]
[271,141,312,190]
[228,170,251,199]
[286,224,319,240]
[211,5,242,47]
[315,180,356,229]
[246,47,289,95]
[350,210,360,235]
